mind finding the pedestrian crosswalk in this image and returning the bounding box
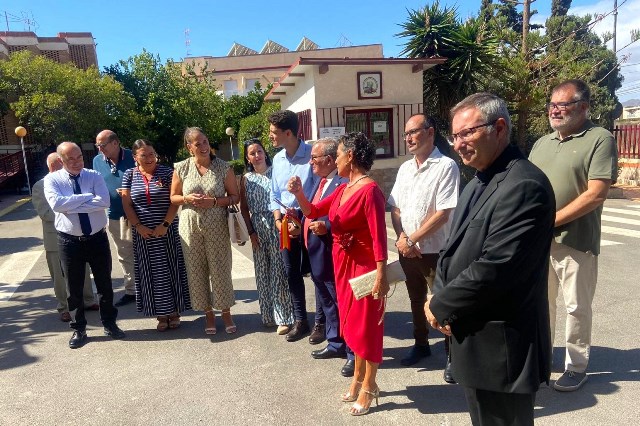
[598,206,640,247]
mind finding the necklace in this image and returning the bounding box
[346,174,369,188]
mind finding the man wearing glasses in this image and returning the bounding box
[529,79,617,392]
[425,93,554,425]
[388,114,459,374]
[94,130,136,306]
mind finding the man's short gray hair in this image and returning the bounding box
[451,92,512,142]
[315,137,338,159]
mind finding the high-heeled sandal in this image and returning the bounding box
[157,316,169,332]
[349,388,380,416]
[168,313,180,329]
[222,310,236,334]
[341,381,362,403]
[204,310,216,335]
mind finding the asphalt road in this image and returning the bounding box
[0,198,639,425]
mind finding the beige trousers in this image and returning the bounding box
[107,218,135,295]
[548,240,598,373]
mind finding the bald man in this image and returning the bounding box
[94,130,136,306]
[45,142,125,348]
[32,152,97,322]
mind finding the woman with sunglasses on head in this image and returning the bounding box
[121,139,191,331]
[170,127,239,335]
[239,139,294,334]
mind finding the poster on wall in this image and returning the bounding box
[319,127,346,138]
[373,121,387,133]
[357,72,382,99]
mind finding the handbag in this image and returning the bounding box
[227,204,250,245]
[348,260,406,300]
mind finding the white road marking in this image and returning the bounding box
[601,240,623,246]
[602,215,640,226]
[0,250,43,301]
[603,207,640,217]
[601,225,640,239]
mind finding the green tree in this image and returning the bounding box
[0,50,134,145]
[396,1,500,132]
[551,0,572,17]
[237,101,281,162]
[105,50,225,161]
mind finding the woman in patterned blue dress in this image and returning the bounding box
[121,139,191,331]
[239,139,294,334]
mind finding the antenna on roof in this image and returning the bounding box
[185,28,191,57]
[336,34,352,48]
[2,10,39,32]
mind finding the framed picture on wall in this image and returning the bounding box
[357,72,382,99]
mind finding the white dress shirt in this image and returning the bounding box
[388,147,459,254]
[44,168,110,236]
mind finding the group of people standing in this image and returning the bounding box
[33,77,616,425]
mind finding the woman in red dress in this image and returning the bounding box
[288,132,389,416]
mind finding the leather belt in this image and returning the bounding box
[57,228,106,242]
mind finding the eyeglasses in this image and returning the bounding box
[95,142,111,149]
[546,100,582,111]
[449,121,497,143]
[310,154,329,162]
[402,126,430,139]
[136,154,158,160]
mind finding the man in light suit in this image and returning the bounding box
[425,93,554,425]
[32,152,97,322]
[304,138,355,377]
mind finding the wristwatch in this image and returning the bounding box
[162,220,170,228]
[406,236,415,248]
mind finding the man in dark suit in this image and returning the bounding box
[304,138,354,377]
[425,93,554,426]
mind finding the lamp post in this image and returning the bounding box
[14,126,31,196]
[225,127,235,160]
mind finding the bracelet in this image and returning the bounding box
[162,220,170,228]
[213,197,218,207]
[275,218,282,223]
[182,195,187,205]
[133,222,140,228]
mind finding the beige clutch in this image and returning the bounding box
[348,260,406,300]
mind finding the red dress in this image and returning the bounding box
[308,182,387,363]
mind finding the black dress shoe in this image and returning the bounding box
[311,346,344,359]
[341,359,355,377]
[114,294,135,307]
[308,323,326,345]
[443,360,456,384]
[103,323,126,339]
[69,330,87,349]
[285,320,310,342]
[400,344,432,366]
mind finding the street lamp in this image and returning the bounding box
[14,126,31,196]
[225,127,235,160]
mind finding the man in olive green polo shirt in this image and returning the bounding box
[529,79,617,392]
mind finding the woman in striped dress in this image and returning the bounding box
[121,139,191,331]
[239,139,294,334]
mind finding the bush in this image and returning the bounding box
[237,102,281,162]
[228,159,245,176]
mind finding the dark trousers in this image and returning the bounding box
[57,229,117,331]
[463,387,535,426]
[399,253,439,346]
[281,237,308,321]
[312,277,352,357]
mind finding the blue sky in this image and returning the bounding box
[2,0,638,101]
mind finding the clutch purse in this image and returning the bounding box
[348,260,406,300]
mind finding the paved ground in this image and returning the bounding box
[0,194,639,425]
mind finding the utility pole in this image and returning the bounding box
[522,0,531,57]
[613,0,618,53]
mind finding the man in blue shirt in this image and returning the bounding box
[94,130,136,306]
[269,110,318,341]
[44,142,125,349]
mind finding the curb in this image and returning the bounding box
[0,197,32,218]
